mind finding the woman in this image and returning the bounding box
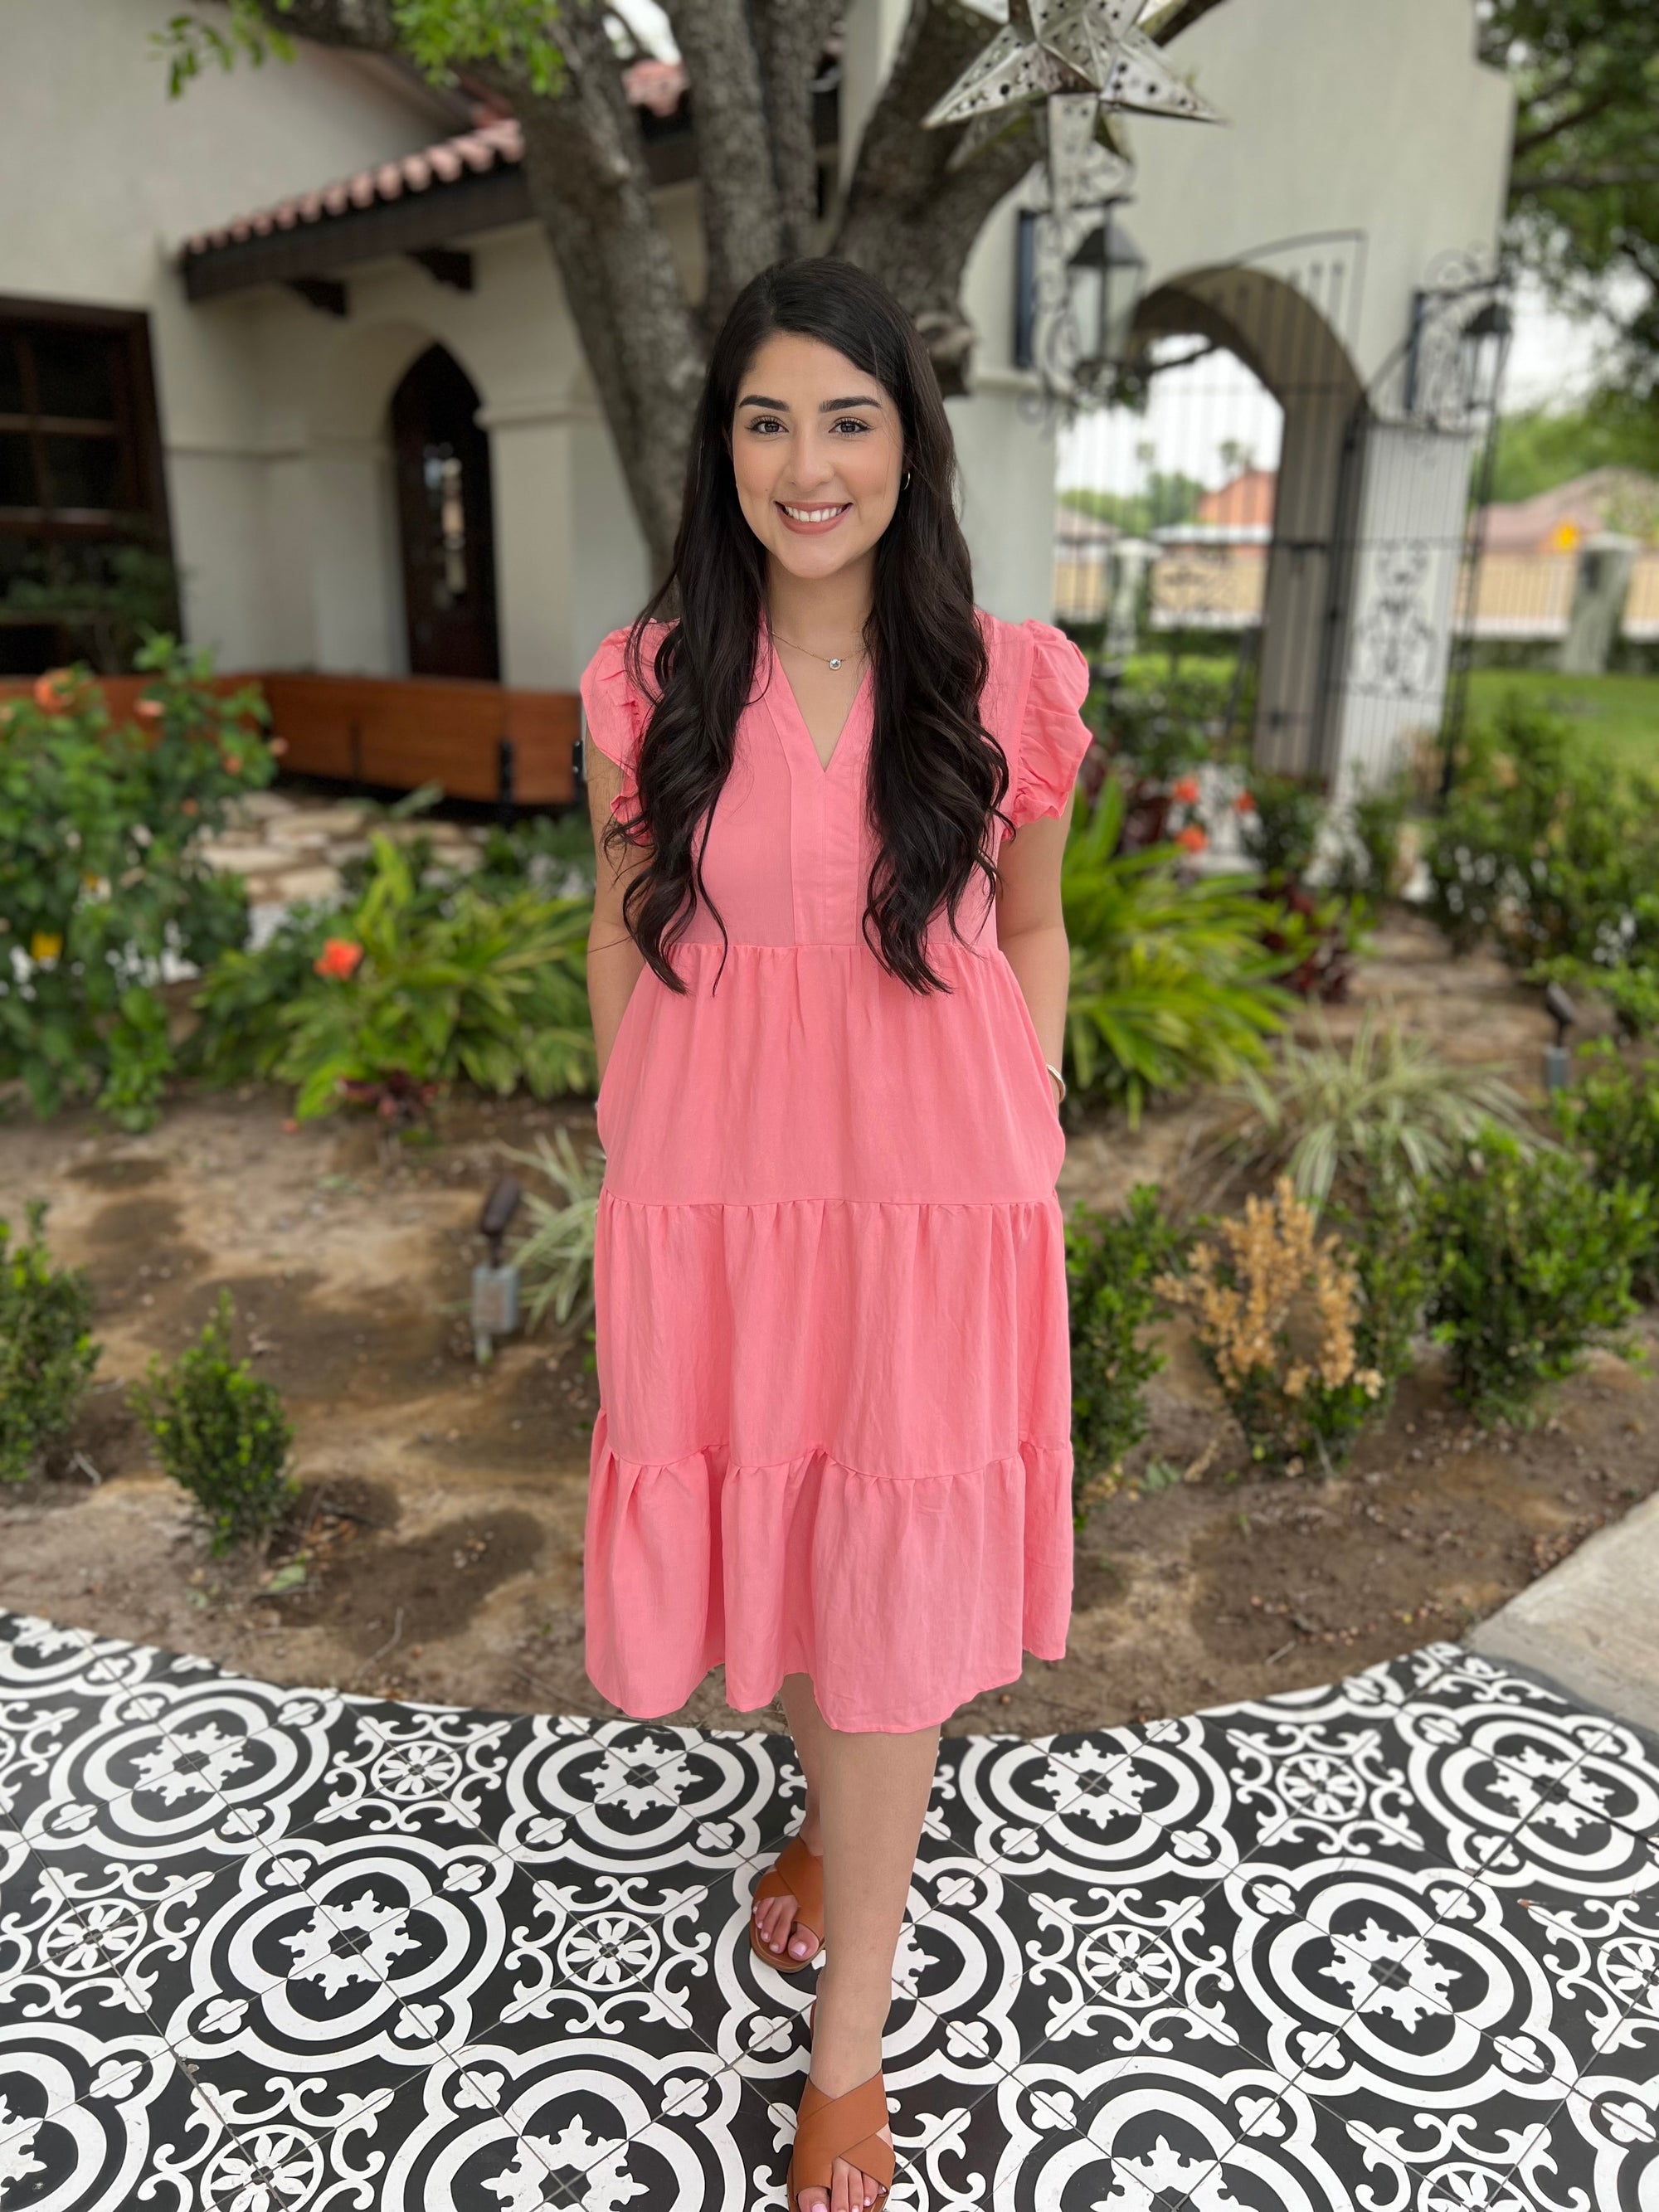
[580,258,1091,2212]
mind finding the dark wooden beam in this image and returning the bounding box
[185,168,531,304]
[408,246,474,291]
[286,276,349,317]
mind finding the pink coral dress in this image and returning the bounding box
[579,609,1093,1732]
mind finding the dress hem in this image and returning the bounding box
[585,1644,1072,1737]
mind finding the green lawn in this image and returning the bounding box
[1099,644,1659,777]
[1462,668,1659,775]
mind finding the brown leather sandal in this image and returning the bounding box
[747,1833,825,1973]
[787,2072,893,2211]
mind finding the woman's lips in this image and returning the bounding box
[776,501,851,535]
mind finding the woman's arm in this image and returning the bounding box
[993,812,1072,1108]
[584,734,648,1086]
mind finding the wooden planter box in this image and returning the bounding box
[0,670,581,807]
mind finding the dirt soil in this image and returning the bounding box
[1,909,1654,1737]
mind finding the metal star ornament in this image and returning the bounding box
[923,0,1223,130]
[1029,91,1133,220]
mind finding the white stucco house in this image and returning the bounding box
[0,0,1513,800]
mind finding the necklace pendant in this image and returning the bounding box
[828,656,842,669]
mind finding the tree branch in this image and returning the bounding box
[1512,167,1659,196]
[658,0,784,327]
[834,0,1039,391]
[240,0,401,54]
[1145,0,1237,46]
[1511,82,1629,163]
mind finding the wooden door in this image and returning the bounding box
[390,345,500,681]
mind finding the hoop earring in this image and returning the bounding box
[902,470,912,490]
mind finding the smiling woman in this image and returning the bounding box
[577,257,1094,2212]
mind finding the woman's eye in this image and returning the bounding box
[830,418,869,434]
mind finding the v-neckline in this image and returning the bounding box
[761,626,873,779]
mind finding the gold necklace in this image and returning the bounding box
[768,625,867,673]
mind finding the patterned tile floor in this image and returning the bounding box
[1,1613,1657,2210]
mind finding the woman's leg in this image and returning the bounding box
[782,1679,941,2212]
[753,1674,830,1962]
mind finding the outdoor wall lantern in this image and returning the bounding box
[1068,207,1150,381]
[1013,202,1149,406]
[472,1174,522,1364]
[1403,266,1514,433]
[1458,297,1514,422]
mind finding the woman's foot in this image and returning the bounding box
[752,1814,824,1963]
[795,2003,891,2212]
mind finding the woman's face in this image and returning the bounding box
[729,331,905,585]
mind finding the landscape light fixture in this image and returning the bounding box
[1543,979,1577,1096]
[472,1173,523,1364]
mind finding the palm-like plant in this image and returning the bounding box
[1061,776,1300,1125]
[274,833,598,1121]
[1222,1003,1543,1211]
[496,1125,605,1333]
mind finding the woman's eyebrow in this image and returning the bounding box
[737,394,883,412]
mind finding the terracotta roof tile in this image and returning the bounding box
[179,66,688,261]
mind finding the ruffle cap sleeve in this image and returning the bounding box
[581,623,667,829]
[580,625,649,780]
[1009,617,1094,828]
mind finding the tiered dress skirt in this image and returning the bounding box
[580,614,1094,1731]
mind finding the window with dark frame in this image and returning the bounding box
[0,299,175,675]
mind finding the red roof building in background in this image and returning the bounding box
[1195,467,1277,531]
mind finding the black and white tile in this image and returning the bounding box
[1,1612,1657,2209]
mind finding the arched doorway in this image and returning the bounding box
[389,344,500,680]
[1060,246,1369,782]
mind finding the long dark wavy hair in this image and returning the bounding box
[601,256,1011,997]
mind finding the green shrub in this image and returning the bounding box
[473,812,597,901]
[190,832,598,1122]
[1326,1166,1437,1417]
[0,1201,100,1481]
[1329,766,1415,905]
[1424,698,1659,969]
[1550,1040,1659,1300]
[1154,1175,1388,1478]
[1065,1184,1190,1521]
[1061,776,1298,1124]
[0,542,182,673]
[1102,666,1234,782]
[0,638,275,1127]
[1238,771,1326,887]
[1423,1124,1651,1425]
[128,1287,296,1553]
[183,901,338,1085]
[1224,1005,1538,1211]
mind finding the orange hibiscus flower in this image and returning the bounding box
[314,938,365,980]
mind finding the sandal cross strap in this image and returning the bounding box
[748,1833,825,1971]
[788,2072,893,2210]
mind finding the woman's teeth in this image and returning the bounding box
[781,503,848,523]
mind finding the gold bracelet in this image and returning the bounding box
[1045,1061,1067,1104]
